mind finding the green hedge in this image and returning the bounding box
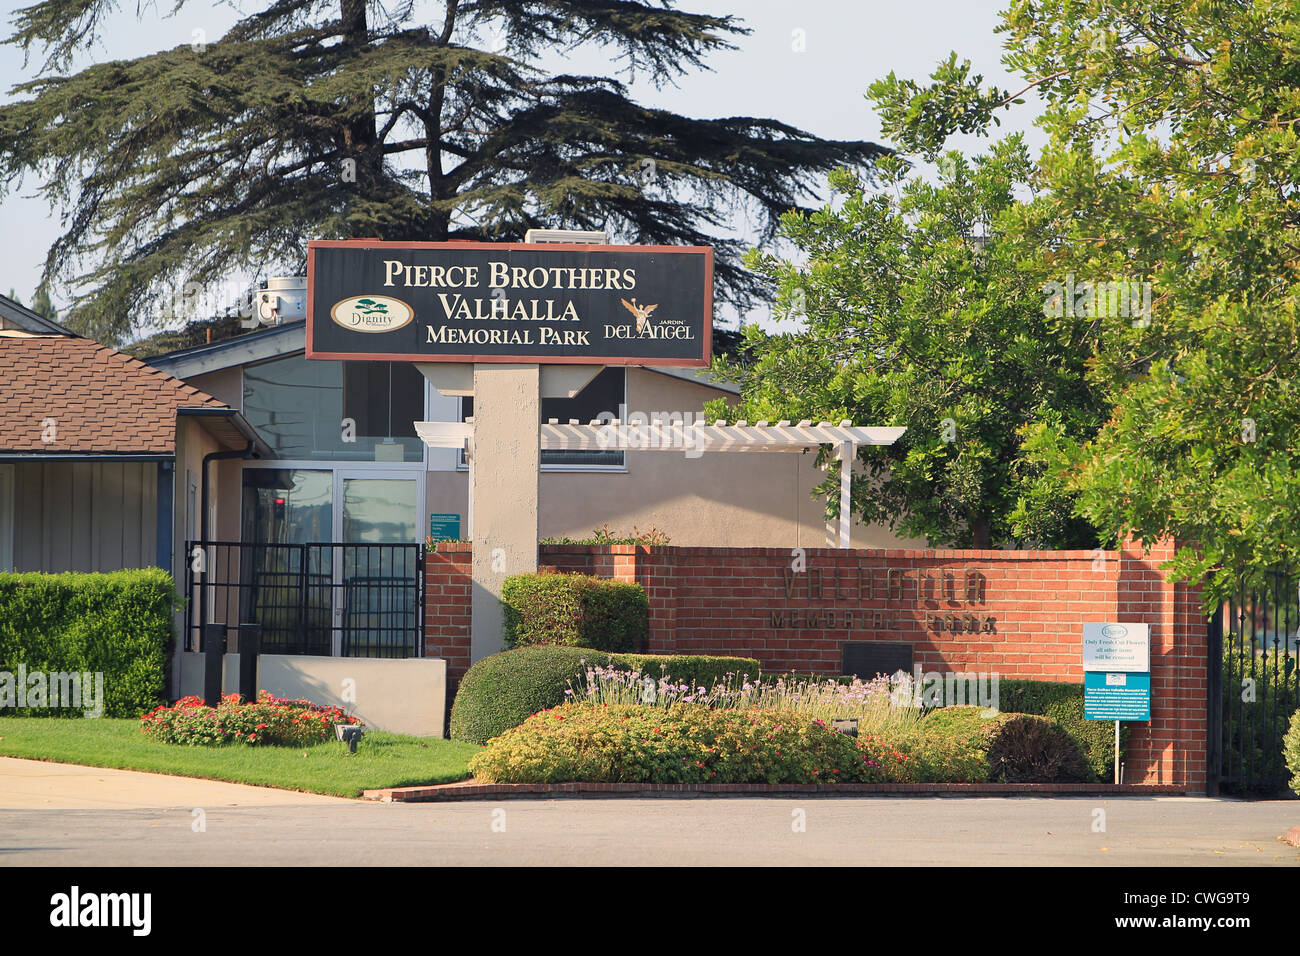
[0,569,176,718]
[501,573,648,652]
[450,646,761,745]
[995,679,1123,783]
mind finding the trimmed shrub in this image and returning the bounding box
[449,646,761,745]
[907,706,1092,783]
[501,573,648,652]
[996,679,1122,782]
[451,646,592,745]
[986,714,1092,783]
[0,569,176,718]
[606,652,759,692]
[140,692,361,746]
[468,702,910,784]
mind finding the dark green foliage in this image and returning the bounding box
[449,645,760,744]
[0,569,176,717]
[610,653,759,692]
[2,0,885,344]
[996,679,1122,782]
[984,714,1092,783]
[707,143,1106,550]
[501,573,647,652]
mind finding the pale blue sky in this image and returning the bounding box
[0,0,1041,320]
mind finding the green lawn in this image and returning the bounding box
[0,718,481,798]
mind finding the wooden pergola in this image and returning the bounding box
[416,418,906,547]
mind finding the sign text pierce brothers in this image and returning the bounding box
[306,240,712,366]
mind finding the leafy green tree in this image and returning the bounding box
[870,0,1300,600]
[1,0,884,343]
[710,139,1105,549]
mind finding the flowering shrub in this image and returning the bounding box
[572,666,924,735]
[140,692,362,747]
[468,702,911,784]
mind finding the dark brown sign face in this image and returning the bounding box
[306,240,713,366]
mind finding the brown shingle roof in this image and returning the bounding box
[0,335,227,453]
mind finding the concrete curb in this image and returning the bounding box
[363,780,1190,802]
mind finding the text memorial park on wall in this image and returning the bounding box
[306,240,713,366]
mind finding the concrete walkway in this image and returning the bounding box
[0,757,352,810]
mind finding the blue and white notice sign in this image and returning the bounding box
[1084,671,1151,721]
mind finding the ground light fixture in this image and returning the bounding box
[335,724,364,754]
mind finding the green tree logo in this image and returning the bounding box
[354,298,389,315]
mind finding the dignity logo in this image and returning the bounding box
[49,886,151,936]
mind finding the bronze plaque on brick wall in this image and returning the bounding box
[842,642,913,680]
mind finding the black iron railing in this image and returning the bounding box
[1211,570,1300,793]
[184,541,425,659]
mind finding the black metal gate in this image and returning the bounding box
[1209,570,1300,793]
[184,541,425,659]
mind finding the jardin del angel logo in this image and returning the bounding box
[330,294,415,332]
[620,297,658,334]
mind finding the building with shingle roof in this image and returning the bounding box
[0,293,267,581]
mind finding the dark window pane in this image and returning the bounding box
[243,353,424,461]
[461,367,625,467]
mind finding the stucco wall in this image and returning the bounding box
[424,367,925,549]
[186,367,244,409]
[176,651,447,737]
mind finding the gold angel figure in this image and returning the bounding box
[620,297,658,334]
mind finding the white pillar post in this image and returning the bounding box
[838,440,854,549]
[468,363,540,662]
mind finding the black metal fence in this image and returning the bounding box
[1209,570,1300,793]
[184,541,425,659]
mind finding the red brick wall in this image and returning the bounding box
[424,544,471,680]
[424,540,1209,790]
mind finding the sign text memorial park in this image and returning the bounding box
[306,240,712,366]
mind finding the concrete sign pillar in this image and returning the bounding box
[468,363,541,661]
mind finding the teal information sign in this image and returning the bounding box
[1084,671,1151,721]
[428,513,461,541]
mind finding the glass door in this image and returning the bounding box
[332,471,421,657]
[240,468,334,655]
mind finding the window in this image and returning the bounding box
[242,353,425,461]
[0,464,12,571]
[459,366,626,468]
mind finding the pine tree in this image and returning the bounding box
[1,1,885,343]
[29,286,58,322]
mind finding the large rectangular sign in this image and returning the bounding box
[1082,621,1150,672]
[306,240,713,366]
[1084,671,1151,721]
